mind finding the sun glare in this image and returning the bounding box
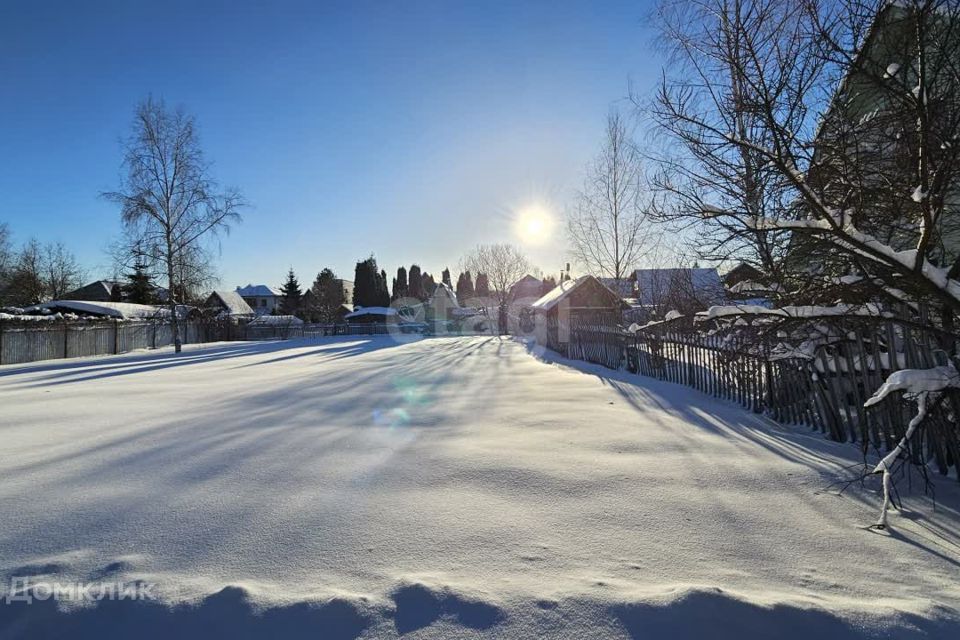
[514,203,554,245]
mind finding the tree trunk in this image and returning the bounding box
[166,239,181,353]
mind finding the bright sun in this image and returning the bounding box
[514,204,554,245]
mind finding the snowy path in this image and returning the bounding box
[0,335,958,638]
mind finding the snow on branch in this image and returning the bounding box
[697,302,886,321]
[864,364,960,528]
[745,215,960,305]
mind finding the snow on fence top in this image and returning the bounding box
[30,300,171,320]
[344,306,397,319]
[247,314,304,326]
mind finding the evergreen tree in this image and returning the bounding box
[393,266,408,300]
[279,268,302,315]
[109,282,124,302]
[353,256,383,307]
[311,268,345,322]
[378,269,390,306]
[441,268,452,289]
[475,272,490,299]
[455,271,474,303]
[122,259,156,304]
[421,272,436,297]
[408,264,425,300]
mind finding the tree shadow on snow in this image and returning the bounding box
[2,336,413,388]
[610,587,957,640]
[390,582,504,635]
[521,340,960,562]
[0,585,371,640]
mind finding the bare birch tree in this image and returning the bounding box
[105,97,243,351]
[0,223,11,295]
[568,111,654,290]
[461,243,533,333]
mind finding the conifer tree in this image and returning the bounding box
[408,264,425,300]
[311,268,345,322]
[421,272,436,297]
[474,272,490,299]
[379,269,390,306]
[279,268,302,315]
[441,268,452,289]
[122,258,156,304]
[353,256,384,307]
[393,266,408,300]
[455,271,474,302]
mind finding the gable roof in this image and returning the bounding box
[236,284,282,298]
[531,275,625,312]
[511,274,541,289]
[63,280,120,301]
[428,282,459,307]
[597,277,635,298]
[206,291,254,316]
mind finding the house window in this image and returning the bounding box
[260,299,266,307]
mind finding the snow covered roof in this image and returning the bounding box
[32,300,170,319]
[428,282,460,307]
[344,306,398,319]
[236,284,282,298]
[598,277,635,297]
[206,291,254,316]
[247,314,304,326]
[633,268,725,306]
[531,275,623,312]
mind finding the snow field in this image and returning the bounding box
[0,336,958,638]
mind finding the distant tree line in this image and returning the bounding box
[269,243,561,325]
[0,223,86,307]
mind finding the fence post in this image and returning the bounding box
[63,320,69,359]
[0,318,4,365]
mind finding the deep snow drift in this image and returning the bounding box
[0,336,958,638]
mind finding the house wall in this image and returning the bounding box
[241,296,280,315]
[534,278,623,350]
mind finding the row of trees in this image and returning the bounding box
[267,242,552,330]
[0,224,86,307]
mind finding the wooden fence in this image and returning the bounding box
[563,317,959,478]
[0,320,405,366]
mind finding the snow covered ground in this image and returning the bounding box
[0,335,958,638]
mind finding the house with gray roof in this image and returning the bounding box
[204,291,255,318]
[236,284,283,315]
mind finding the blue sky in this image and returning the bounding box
[0,0,662,289]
